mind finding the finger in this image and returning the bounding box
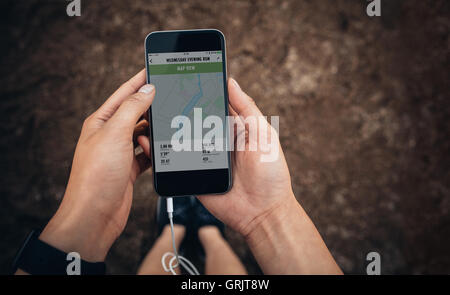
[137,135,152,159]
[133,119,149,147]
[106,84,155,134]
[228,78,263,118]
[227,102,247,150]
[131,152,152,180]
[228,103,240,138]
[228,103,238,117]
[94,69,147,123]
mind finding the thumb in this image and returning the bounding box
[228,78,262,118]
[106,84,155,133]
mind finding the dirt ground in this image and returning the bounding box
[0,0,449,274]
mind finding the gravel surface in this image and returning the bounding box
[0,0,449,274]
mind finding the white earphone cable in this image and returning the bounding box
[161,197,200,275]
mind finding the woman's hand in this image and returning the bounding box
[200,78,297,237]
[198,79,342,274]
[40,70,154,262]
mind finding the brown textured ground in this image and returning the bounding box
[0,0,449,274]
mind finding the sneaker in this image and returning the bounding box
[184,198,225,265]
[192,197,225,235]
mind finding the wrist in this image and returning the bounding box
[243,192,301,242]
[244,193,343,274]
[40,196,119,262]
[244,194,306,274]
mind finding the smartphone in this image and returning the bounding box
[145,29,232,197]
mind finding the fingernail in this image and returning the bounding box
[138,84,155,94]
[231,78,241,91]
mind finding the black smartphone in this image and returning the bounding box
[145,29,232,197]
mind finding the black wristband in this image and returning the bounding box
[12,230,106,275]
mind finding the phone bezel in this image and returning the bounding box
[144,29,232,197]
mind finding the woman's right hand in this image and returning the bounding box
[197,78,298,238]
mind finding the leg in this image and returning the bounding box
[137,225,185,275]
[199,226,248,275]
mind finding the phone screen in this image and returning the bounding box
[145,30,231,196]
[148,50,228,173]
